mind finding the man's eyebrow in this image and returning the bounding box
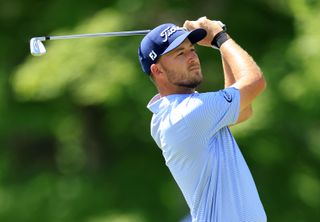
[174,47,184,53]
[174,43,194,53]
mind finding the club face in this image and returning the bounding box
[30,38,46,56]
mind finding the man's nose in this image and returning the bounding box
[187,51,198,63]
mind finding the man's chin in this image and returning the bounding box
[176,79,202,89]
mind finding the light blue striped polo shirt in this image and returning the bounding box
[147,87,266,222]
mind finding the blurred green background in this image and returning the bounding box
[0,0,320,221]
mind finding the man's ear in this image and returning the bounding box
[150,63,163,77]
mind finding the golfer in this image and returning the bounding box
[138,17,267,222]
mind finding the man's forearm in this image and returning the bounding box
[222,50,253,125]
[222,56,235,88]
[220,38,263,83]
[220,37,266,111]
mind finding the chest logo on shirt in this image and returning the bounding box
[221,90,232,103]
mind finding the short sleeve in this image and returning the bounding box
[184,87,240,135]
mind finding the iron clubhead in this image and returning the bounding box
[30,37,46,56]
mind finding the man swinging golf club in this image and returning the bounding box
[138,16,267,222]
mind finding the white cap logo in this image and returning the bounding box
[149,50,157,61]
[160,26,180,42]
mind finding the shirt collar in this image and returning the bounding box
[147,92,198,114]
[147,94,169,114]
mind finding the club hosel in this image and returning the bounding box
[31,36,46,42]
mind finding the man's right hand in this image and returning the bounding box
[183,17,225,47]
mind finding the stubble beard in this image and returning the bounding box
[165,65,203,89]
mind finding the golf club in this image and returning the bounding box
[30,30,151,56]
[30,21,225,56]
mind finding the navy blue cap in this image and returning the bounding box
[138,23,207,74]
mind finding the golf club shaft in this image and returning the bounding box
[41,30,151,41]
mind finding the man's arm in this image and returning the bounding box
[184,17,266,113]
[222,56,253,124]
[220,38,266,111]
[222,56,235,88]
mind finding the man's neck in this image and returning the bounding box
[159,87,195,97]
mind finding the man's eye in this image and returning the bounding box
[177,52,184,56]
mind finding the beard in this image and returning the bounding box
[176,79,202,89]
[164,64,203,89]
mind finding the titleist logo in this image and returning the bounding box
[160,26,183,42]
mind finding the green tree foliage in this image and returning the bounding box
[0,0,319,221]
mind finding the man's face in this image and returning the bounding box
[157,39,203,89]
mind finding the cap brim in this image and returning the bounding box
[161,28,207,55]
